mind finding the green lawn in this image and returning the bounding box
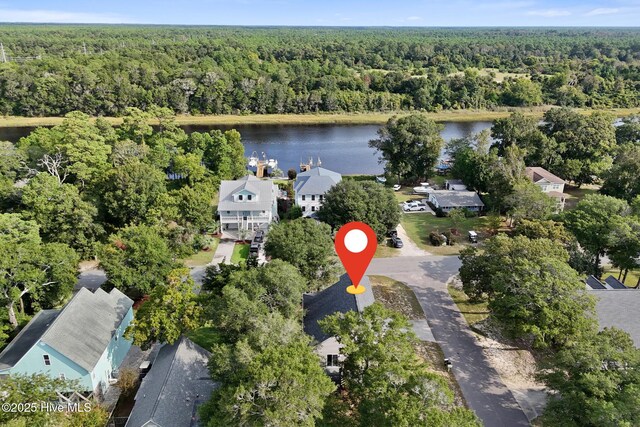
[564,184,600,210]
[448,285,490,326]
[369,275,424,319]
[187,327,223,351]
[183,238,219,267]
[603,266,640,288]
[374,239,400,258]
[230,243,250,264]
[401,213,492,256]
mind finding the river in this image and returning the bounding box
[0,121,492,175]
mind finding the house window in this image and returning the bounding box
[311,206,316,212]
[248,195,252,201]
[243,216,248,221]
[302,195,306,201]
[311,195,316,201]
[327,354,339,367]
[238,195,243,201]
[43,355,51,366]
[319,195,323,201]
[302,206,306,212]
[115,334,119,341]
[227,211,230,214]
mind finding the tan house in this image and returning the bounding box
[525,167,568,211]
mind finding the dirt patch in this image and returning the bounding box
[369,275,424,320]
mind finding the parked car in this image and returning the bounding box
[254,230,265,243]
[392,184,401,191]
[403,201,427,212]
[387,229,398,238]
[249,242,260,256]
[391,234,404,248]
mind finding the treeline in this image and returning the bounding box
[0,107,245,347]
[1,26,640,116]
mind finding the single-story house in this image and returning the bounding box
[444,179,467,191]
[303,275,374,378]
[0,288,133,396]
[294,167,342,217]
[525,166,568,211]
[428,190,484,213]
[589,289,640,347]
[218,175,278,238]
[125,336,216,427]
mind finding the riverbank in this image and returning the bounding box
[3,107,640,128]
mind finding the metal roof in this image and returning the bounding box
[604,275,627,290]
[586,275,606,290]
[430,190,484,208]
[294,167,342,196]
[218,175,276,212]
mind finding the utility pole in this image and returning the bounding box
[0,43,6,63]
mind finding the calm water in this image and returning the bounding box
[0,121,492,174]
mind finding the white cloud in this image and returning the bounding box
[585,7,621,16]
[526,9,571,17]
[0,9,136,24]
[406,16,424,21]
[475,1,535,10]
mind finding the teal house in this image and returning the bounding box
[0,288,134,396]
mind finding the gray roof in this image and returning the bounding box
[218,175,276,212]
[590,289,640,347]
[295,167,342,196]
[0,310,60,370]
[303,274,374,343]
[430,190,484,208]
[586,275,606,290]
[40,288,133,372]
[126,337,216,427]
[604,275,627,290]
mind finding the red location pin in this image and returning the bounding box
[334,222,377,295]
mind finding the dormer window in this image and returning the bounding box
[248,195,252,201]
[238,195,243,201]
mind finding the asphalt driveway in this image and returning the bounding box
[367,256,530,427]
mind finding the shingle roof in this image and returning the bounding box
[294,167,342,196]
[125,337,216,427]
[430,190,484,208]
[0,310,60,370]
[218,175,276,212]
[604,275,627,290]
[590,289,640,347]
[303,274,374,343]
[40,288,133,372]
[525,167,565,185]
[586,275,606,290]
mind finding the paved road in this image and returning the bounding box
[367,256,530,427]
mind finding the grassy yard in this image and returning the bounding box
[182,238,219,267]
[564,184,600,210]
[187,327,223,351]
[374,240,400,258]
[603,266,640,288]
[369,275,424,319]
[230,243,250,265]
[401,213,493,256]
[448,285,490,326]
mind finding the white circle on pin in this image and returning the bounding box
[344,229,368,253]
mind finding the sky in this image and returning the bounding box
[0,0,639,26]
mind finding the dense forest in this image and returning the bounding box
[1,26,640,116]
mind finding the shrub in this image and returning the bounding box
[429,231,446,246]
[117,368,140,396]
[462,208,477,218]
[443,230,457,245]
[287,168,297,180]
[435,207,446,217]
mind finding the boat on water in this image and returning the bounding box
[376,176,387,184]
[248,151,259,167]
[267,158,278,169]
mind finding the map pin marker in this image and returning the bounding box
[334,222,377,295]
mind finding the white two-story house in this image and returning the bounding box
[294,167,342,217]
[218,175,278,237]
[525,167,568,211]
